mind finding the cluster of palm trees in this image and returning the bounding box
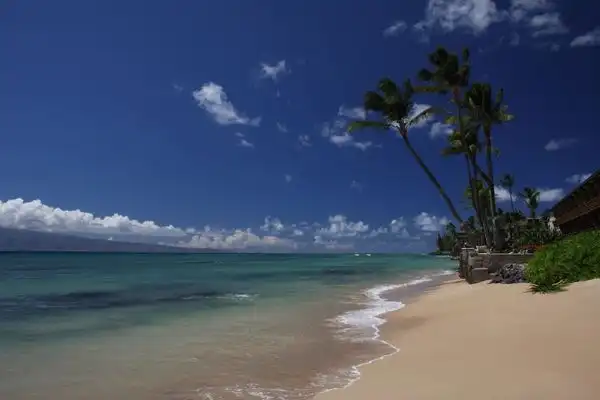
[349,47,542,249]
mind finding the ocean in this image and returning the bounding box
[0,252,455,400]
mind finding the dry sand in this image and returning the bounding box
[315,279,600,400]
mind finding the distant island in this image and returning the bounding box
[0,227,219,253]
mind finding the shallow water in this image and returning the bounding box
[0,252,455,399]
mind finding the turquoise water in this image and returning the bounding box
[0,252,455,399]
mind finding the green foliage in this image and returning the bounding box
[525,230,600,293]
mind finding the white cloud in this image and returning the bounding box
[338,105,366,120]
[298,135,312,147]
[429,122,453,138]
[238,139,254,148]
[566,173,592,184]
[235,132,254,148]
[368,227,388,237]
[408,103,434,129]
[192,82,260,126]
[495,186,517,202]
[417,0,501,34]
[571,27,600,47]
[529,13,568,37]
[183,228,297,251]
[260,60,289,81]
[544,138,578,151]
[276,122,288,133]
[389,217,412,238]
[414,212,449,232]
[330,134,373,151]
[313,235,354,251]
[538,188,565,202]
[260,216,285,233]
[383,20,407,37]
[318,215,369,238]
[509,0,553,22]
[350,180,363,191]
[284,174,292,183]
[292,229,304,237]
[172,83,184,93]
[0,198,187,237]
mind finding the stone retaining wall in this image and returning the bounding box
[459,249,534,283]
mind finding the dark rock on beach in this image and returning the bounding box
[490,263,527,284]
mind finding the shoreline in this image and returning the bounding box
[317,270,456,397]
[315,278,600,400]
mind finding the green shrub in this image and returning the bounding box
[524,230,600,293]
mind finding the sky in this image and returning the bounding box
[1,0,599,252]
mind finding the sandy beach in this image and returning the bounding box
[316,279,600,400]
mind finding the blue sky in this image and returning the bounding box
[1,0,598,252]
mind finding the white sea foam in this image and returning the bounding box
[320,269,455,395]
[220,270,455,399]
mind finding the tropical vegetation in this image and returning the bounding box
[348,45,561,252]
[525,230,600,292]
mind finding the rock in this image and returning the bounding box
[490,263,526,284]
[469,267,490,284]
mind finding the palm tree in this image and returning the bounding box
[500,174,516,213]
[348,78,463,224]
[445,222,457,237]
[464,83,514,221]
[416,47,494,247]
[519,187,540,218]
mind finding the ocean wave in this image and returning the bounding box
[321,270,454,395]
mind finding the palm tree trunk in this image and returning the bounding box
[402,135,463,224]
[469,154,492,246]
[484,128,497,215]
[453,87,490,247]
[484,127,497,249]
[509,187,515,213]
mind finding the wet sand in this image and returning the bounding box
[315,279,600,400]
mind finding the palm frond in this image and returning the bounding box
[347,120,390,133]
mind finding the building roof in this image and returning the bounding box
[551,169,600,212]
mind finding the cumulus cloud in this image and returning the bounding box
[298,135,312,147]
[276,122,288,133]
[318,215,369,238]
[260,60,289,81]
[429,122,453,138]
[509,0,554,22]
[260,216,285,233]
[192,82,260,126]
[529,12,568,37]
[0,198,186,237]
[414,212,449,232]
[0,198,439,252]
[538,188,565,202]
[235,132,254,148]
[383,20,407,37]
[566,173,592,184]
[544,138,578,151]
[322,118,372,151]
[416,0,501,35]
[571,27,600,47]
[495,186,517,202]
[183,228,297,251]
[338,105,366,120]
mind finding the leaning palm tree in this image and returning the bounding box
[500,173,516,213]
[519,187,541,218]
[348,78,463,224]
[464,83,514,219]
[441,119,491,240]
[416,47,495,247]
